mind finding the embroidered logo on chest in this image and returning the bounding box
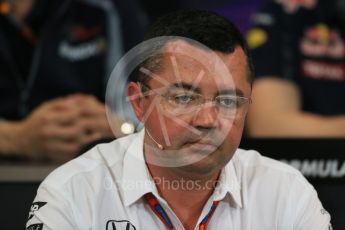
[106,220,137,230]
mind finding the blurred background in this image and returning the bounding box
[0,0,344,229]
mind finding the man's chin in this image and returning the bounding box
[172,148,228,177]
[174,160,222,179]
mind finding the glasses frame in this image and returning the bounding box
[138,82,252,118]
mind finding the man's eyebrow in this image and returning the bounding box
[167,82,245,96]
[168,82,202,93]
[218,89,245,97]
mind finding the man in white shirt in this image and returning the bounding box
[26,10,331,230]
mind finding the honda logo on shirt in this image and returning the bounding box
[106,220,136,230]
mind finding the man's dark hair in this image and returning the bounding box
[134,10,254,84]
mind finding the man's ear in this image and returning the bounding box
[128,82,145,122]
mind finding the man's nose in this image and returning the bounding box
[191,103,218,129]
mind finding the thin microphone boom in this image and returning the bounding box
[146,129,164,150]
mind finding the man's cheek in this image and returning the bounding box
[224,122,244,146]
[163,117,191,141]
[167,127,189,146]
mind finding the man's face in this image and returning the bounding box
[134,40,251,177]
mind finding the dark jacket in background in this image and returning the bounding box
[249,0,345,115]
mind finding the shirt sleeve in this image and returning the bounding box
[26,184,78,230]
[293,184,332,230]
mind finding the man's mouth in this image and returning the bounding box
[185,140,219,152]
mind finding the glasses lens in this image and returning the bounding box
[144,85,250,118]
[160,93,199,115]
[216,95,250,118]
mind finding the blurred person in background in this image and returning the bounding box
[0,0,147,162]
[246,0,345,137]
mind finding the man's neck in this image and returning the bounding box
[146,161,220,230]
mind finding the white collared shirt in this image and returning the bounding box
[26,130,331,230]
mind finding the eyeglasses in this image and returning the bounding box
[139,82,252,118]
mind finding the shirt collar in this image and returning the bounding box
[121,129,242,208]
[121,129,159,207]
[212,155,242,208]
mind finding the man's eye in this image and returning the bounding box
[218,97,237,108]
[173,95,194,104]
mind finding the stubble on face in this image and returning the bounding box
[142,40,251,178]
